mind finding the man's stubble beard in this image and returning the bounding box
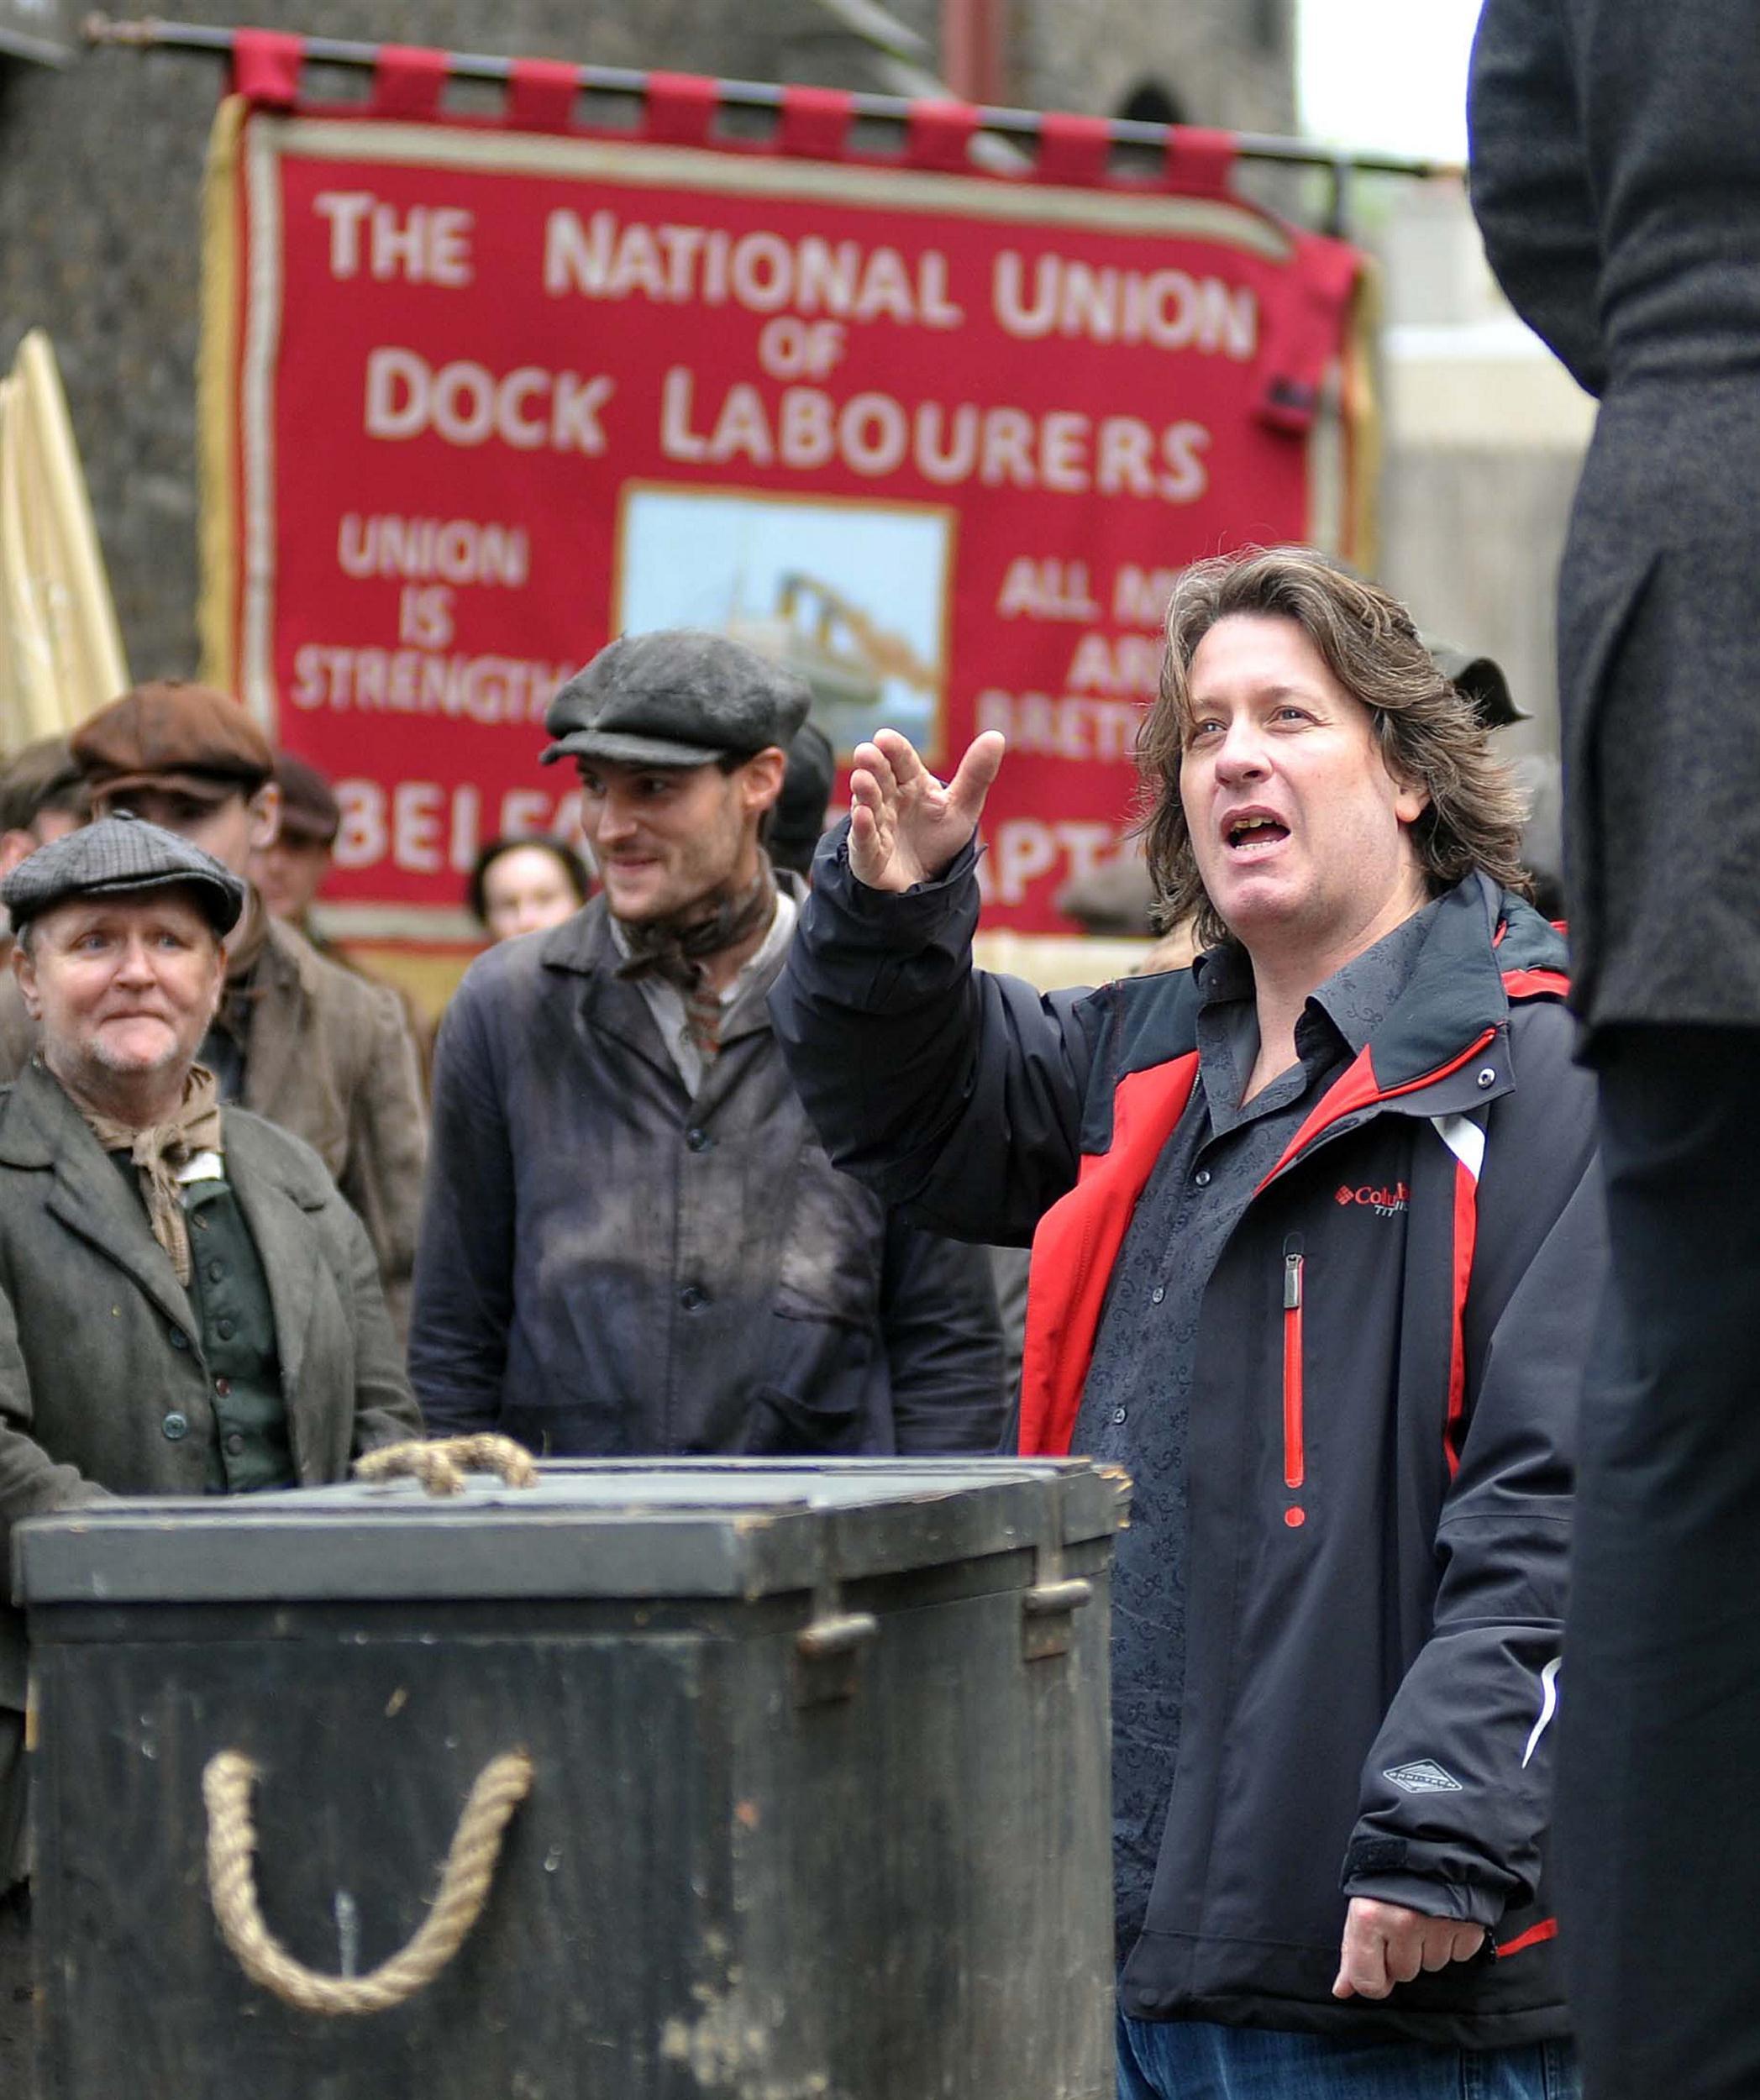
[86,1035,189,1078]
[610,809,758,942]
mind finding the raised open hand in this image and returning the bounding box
[847,729,1006,894]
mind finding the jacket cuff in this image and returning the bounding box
[1342,1864,1506,1931]
[812,821,981,924]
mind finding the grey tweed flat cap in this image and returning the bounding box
[1,811,245,935]
[542,630,812,769]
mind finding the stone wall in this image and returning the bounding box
[1017,0,1294,136]
[1377,447,1582,764]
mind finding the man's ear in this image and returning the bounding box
[0,831,37,879]
[1394,777,1432,827]
[12,937,40,1021]
[247,780,281,851]
[741,747,788,820]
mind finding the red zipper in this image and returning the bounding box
[1282,1238,1305,1524]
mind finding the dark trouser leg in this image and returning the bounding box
[0,1882,32,2100]
[1557,1024,1760,2097]
[1116,2014,1574,2097]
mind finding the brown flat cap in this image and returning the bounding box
[72,680,274,806]
[273,750,341,846]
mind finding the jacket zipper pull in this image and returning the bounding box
[1282,1236,1306,1515]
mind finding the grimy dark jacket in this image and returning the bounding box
[0,1059,423,1879]
[770,837,1604,2049]
[407,888,1006,1457]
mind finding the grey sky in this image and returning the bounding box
[1297,0,1483,161]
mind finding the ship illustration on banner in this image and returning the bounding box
[617,482,948,761]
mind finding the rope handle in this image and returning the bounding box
[354,1434,538,1498]
[202,1747,534,2016]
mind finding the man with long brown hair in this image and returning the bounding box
[772,546,1603,2097]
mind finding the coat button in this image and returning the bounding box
[1111,1406,1127,1425]
[685,1128,714,1153]
[679,1284,707,1311]
[161,1412,189,1441]
[1151,1285,1165,1305]
[217,1318,235,1341]
[168,1330,189,1352]
[214,1377,231,1398]
[208,1261,225,1284]
[224,1432,244,1457]
[1477,1067,1498,1089]
[1193,1168,1211,1188]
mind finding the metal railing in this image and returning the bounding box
[78,13,1461,236]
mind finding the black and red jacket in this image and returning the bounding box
[772,839,1605,2048]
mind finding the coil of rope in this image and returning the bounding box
[354,1433,539,1498]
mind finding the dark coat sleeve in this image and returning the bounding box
[1468,0,1608,396]
[879,1216,1008,1454]
[1342,1006,1603,1928]
[1472,0,1760,404]
[769,826,1106,1247]
[334,1197,425,1453]
[0,1280,110,1549]
[407,978,515,1436]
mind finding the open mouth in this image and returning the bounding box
[1225,814,1290,856]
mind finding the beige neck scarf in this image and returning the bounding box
[68,1063,224,1286]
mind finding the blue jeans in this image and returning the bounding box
[1117,2014,1579,2100]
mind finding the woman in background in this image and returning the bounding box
[468,837,591,943]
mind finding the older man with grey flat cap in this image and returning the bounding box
[0,684,429,1336]
[0,816,421,2083]
[409,629,1006,1460]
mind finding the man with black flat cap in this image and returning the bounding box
[0,816,421,2081]
[409,629,1005,1460]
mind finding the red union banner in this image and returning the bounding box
[201,42,1372,942]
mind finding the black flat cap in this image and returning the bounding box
[542,631,812,769]
[1425,639,1530,730]
[768,722,838,879]
[1,812,245,936]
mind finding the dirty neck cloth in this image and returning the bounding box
[612,881,796,1095]
[60,1061,223,1287]
[612,861,778,1061]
